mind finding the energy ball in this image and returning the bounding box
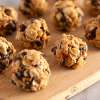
[19,0,48,17]
[11,49,51,92]
[53,0,83,31]
[84,15,100,48]
[0,37,16,73]
[0,6,17,36]
[84,0,100,16]
[16,18,50,50]
[52,34,88,69]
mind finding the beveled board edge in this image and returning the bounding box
[49,70,100,100]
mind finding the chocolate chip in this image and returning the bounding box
[31,40,43,49]
[0,53,9,60]
[7,47,13,55]
[0,53,4,59]
[40,26,44,31]
[83,57,87,60]
[9,59,12,64]
[44,69,50,74]
[51,46,57,55]
[57,8,70,31]
[35,40,43,47]
[40,25,50,36]
[24,0,31,8]
[61,58,66,66]
[25,0,31,3]
[46,31,50,36]
[20,24,26,32]
[91,0,95,4]
[15,71,24,80]
[4,20,16,35]
[0,63,6,72]
[7,47,10,52]
[11,80,16,85]
[86,27,97,40]
[21,51,27,56]
[4,8,11,16]
[21,9,31,16]
[10,21,16,31]
[34,64,38,67]
[91,0,98,6]
[79,47,86,52]
[36,9,44,16]
[25,78,34,90]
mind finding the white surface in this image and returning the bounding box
[71,81,100,100]
[0,0,19,7]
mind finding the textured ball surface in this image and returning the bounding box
[0,37,16,73]
[16,18,50,50]
[54,0,83,31]
[19,0,48,17]
[52,34,88,68]
[85,15,100,48]
[11,49,51,92]
[0,5,17,36]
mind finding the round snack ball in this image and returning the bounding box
[0,6,17,36]
[19,0,48,17]
[0,37,16,73]
[53,0,83,31]
[85,15,100,48]
[16,18,50,50]
[84,0,100,16]
[11,49,51,92]
[51,34,88,69]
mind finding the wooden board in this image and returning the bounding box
[0,0,100,100]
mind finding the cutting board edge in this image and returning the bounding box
[49,70,100,100]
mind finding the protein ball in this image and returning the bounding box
[84,0,100,16]
[52,34,88,69]
[11,49,51,92]
[53,0,83,31]
[84,15,100,48]
[0,6,17,36]
[0,37,16,73]
[16,18,50,50]
[19,0,48,17]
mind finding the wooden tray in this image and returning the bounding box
[0,0,100,100]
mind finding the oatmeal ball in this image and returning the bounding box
[0,37,16,73]
[84,0,100,16]
[53,0,83,31]
[0,6,17,36]
[16,18,50,50]
[84,15,100,48]
[52,34,88,69]
[19,0,48,17]
[11,49,51,92]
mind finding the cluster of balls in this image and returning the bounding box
[0,0,100,92]
[0,4,51,92]
[0,38,51,92]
